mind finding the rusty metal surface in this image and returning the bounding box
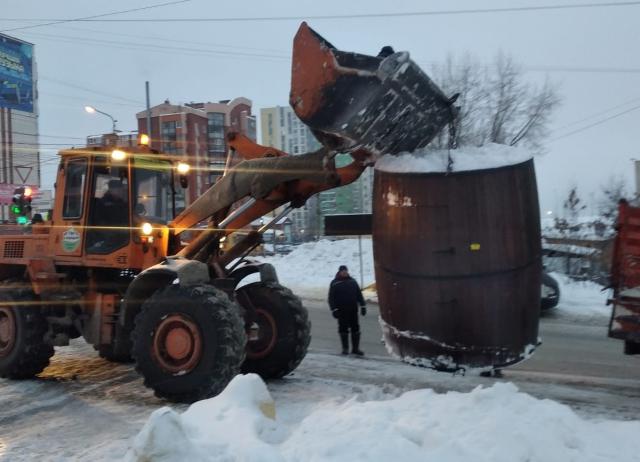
[373,159,541,371]
[290,22,456,157]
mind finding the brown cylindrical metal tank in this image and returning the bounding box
[373,159,541,372]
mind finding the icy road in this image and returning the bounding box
[0,300,638,461]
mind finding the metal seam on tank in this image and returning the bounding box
[377,257,541,280]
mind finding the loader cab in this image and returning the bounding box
[52,145,180,269]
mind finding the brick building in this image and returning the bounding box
[136,97,255,206]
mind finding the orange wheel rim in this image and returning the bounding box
[247,308,278,360]
[0,307,16,358]
[152,314,203,374]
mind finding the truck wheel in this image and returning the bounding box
[0,287,54,379]
[238,282,311,379]
[96,344,133,363]
[131,284,246,403]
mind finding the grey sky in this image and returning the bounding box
[3,0,640,215]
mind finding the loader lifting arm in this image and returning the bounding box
[170,132,366,260]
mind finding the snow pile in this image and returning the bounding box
[551,272,610,320]
[253,238,375,300]
[375,143,532,173]
[128,375,640,462]
[126,374,282,462]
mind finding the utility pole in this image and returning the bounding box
[145,81,151,137]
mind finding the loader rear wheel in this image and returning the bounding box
[96,344,133,363]
[0,287,54,379]
[131,284,246,403]
[238,282,311,379]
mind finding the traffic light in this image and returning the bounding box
[11,186,33,224]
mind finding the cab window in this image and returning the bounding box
[85,160,130,254]
[133,158,174,223]
[62,158,88,219]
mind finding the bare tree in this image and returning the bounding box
[598,175,634,221]
[429,52,560,153]
[563,185,587,224]
[430,54,487,148]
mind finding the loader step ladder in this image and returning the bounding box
[608,200,640,352]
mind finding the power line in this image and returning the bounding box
[57,24,287,55]
[526,65,640,74]
[21,31,289,61]
[550,103,640,141]
[2,1,639,23]
[0,0,191,33]
[39,76,144,105]
[553,96,640,131]
[9,130,86,140]
[18,30,640,76]
[43,92,142,108]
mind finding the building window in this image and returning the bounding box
[161,121,177,154]
[207,112,225,153]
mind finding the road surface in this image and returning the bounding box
[305,299,640,381]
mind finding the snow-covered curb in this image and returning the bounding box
[127,374,640,462]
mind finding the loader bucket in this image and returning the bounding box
[290,22,458,157]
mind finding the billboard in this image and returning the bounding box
[0,34,34,113]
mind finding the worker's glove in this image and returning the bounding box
[331,309,340,319]
[360,305,367,316]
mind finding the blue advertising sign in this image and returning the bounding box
[0,34,34,113]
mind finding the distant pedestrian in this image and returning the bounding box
[328,265,367,355]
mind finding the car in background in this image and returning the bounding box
[541,272,560,311]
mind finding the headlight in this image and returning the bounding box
[177,162,190,174]
[141,222,153,235]
[111,149,127,161]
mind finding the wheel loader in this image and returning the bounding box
[0,23,458,402]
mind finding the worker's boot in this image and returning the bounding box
[351,332,364,356]
[340,333,349,355]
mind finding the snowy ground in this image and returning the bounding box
[1,336,639,462]
[1,239,635,461]
[546,272,610,323]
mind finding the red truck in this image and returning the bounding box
[608,199,640,354]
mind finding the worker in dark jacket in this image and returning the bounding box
[328,265,367,355]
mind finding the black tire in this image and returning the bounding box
[624,340,640,355]
[541,272,560,311]
[131,284,246,403]
[238,282,311,379]
[96,344,133,363]
[0,283,54,379]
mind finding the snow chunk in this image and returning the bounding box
[375,143,533,173]
[126,374,281,462]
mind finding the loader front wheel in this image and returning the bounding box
[131,284,246,403]
[0,288,54,379]
[238,282,311,379]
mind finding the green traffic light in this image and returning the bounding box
[16,216,28,225]
[11,205,21,214]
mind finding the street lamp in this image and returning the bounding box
[84,105,118,133]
